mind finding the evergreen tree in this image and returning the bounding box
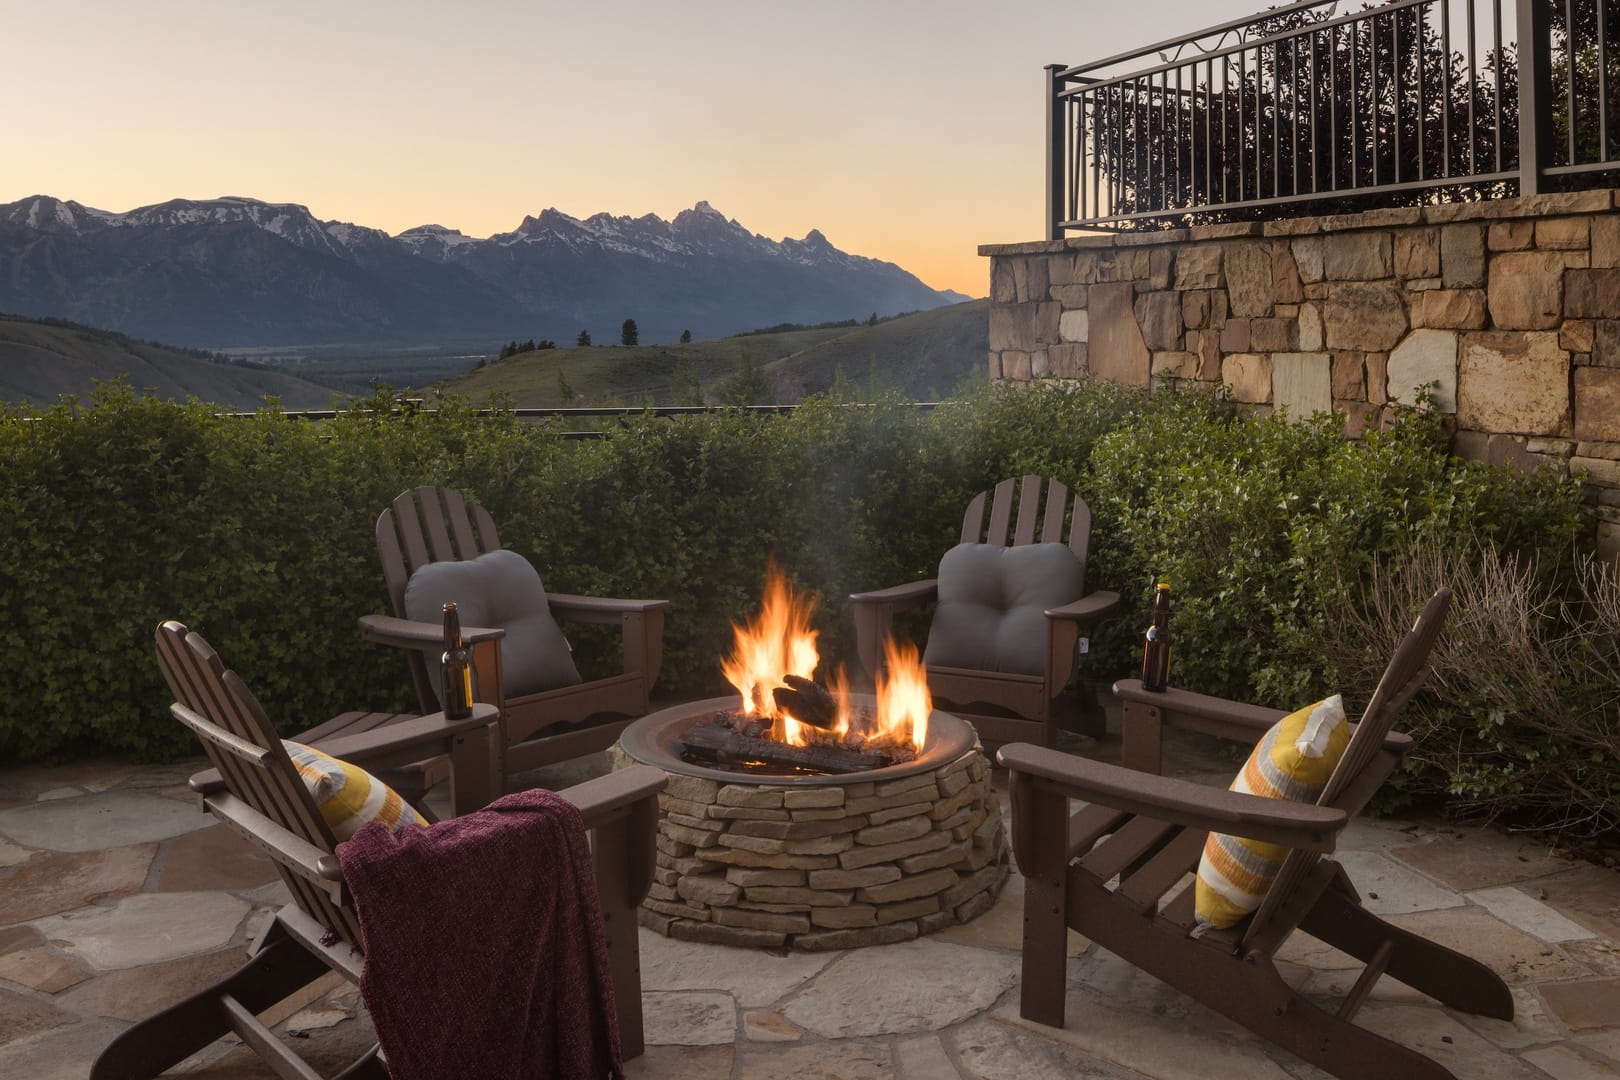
[576,329,591,347]
[680,329,692,344]
[621,319,639,347]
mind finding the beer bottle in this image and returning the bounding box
[1140,580,1172,692]
[441,601,474,720]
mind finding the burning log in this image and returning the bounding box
[679,719,896,775]
[771,674,840,730]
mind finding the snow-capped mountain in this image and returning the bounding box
[0,195,963,347]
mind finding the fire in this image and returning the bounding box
[720,561,927,752]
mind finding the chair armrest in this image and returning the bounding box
[1045,589,1121,624]
[358,613,506,651]
[1114,679,1289,743]
[849,579,939,608]
[203,791,347,895]
[305,704,499,771]
[997,742,1345,853]
[557,765,668,830]
[547,594,670,624]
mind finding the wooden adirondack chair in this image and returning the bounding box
[850,476,1119,747]
[92,621,666,1079]
[356,486,669,787]
[997,588,1514,1080]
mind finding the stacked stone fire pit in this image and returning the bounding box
[614,697,1008,951]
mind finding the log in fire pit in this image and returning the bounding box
[612,562,1008,951]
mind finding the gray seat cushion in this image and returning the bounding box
[403,549,582,705]
[923,543,1087,676]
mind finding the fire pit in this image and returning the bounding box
[612,563,1008,951]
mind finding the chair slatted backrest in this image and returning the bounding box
[376,486,502,711]
[1240,588,1452,948]
[154,621,362,948]
[959,476,1094,586]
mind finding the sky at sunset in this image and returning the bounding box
[1,0,1267,298]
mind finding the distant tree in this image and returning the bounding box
[721,351,771,406]
[537,339,555,350]
[621,319,639,347]
[557,370,576,403]
[576,329,591,347]
[680,329,692,344]
[867,312,878,326]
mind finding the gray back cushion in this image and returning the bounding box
[923,543,1087,676]
[402,549,582,705]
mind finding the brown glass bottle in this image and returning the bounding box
[1140,581,1172,692]
[441,601,474,720]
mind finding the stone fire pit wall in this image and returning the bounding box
[614,745,1008,951]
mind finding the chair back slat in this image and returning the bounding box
[414,486,459,564]
[955,477,1094,588]
[985,478,1017,545]
[1013,476,1043,545]
[1068,494,1092,582]
[1039,479,1069,545]
[958,490,989,545]
[1240,588,1451,950]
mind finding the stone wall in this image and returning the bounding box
[980,190,1620,561]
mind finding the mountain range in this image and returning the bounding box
[0,195,968,349]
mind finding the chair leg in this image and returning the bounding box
[1011,773,1070,1028]
[1301,883,1515,1021]
[593,807,651,1060]
[90,931,329,1079]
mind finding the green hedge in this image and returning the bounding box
[0,379,1593,833]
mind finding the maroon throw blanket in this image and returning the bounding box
[337,789,623,1080]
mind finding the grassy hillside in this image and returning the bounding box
[446,300,990,406]
[0,315,344,410]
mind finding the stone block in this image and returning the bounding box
[1058,308,1089,342]
[1562,320,1596,354]
[664,774,721,804]
[953,887,1000,924]
[717,833,789,855]
[1324,282,1408,350]
[1411,289,1487,329]
[1395,228,1441,277]
[1149,246,1175,290]
[1600,523,1620,566]
[1086,281,1152,387]
[1272,352,1333,419]
[1196,327,1222,382]
[1135,291,1184,349]
[808,865,901,890]
[659,795,711,818]
[990,261,1018,303]
[1459,332,1572,436]
[714,907,810,934]
[986,351,1002,380]
[678,874,742,907]
[1387,329,1459,412]
[1049,284,1088,306]
[661,824,714,850]
[1030,349,1051,378]
[1221,318,1251,352]
[942,862,1009,910]
[1367,352,1389,404]
[1292,236,1325,282]
[1575,368,1620,443]
[730,816,864,841]
[899,840,973,874]
[1222,353,1273,403]
[857,868,961,905]
[1000,350,1032,382]
[1174,243,1223,289]
[1298,303,1323,350]
[1048,342,1087,377]
[1338,400,1380,438]
[744,884,854,907]
[718,785,785,808]
[1323,231,1392,280]
[667,812,725,833]
[838,829,952,870]
[1182,289,1212,329]
[810,905,878,929]
[1014,256,1050,303]
[1331,353,1365,400]
[1250,317,1297,352]
[1047,252,1083,286]
[1441,223,1486,287]
[726,866,806,887]
[1151,351,1199,383]
[706,804,791,821]
[1593,214,1620,267]
[936,769,971,799]
[1597,321,1620,367]
[699,847,838,870]
[793,923,918,951]
[644,897,711,921]
[1272,243,1303,302]
[875,897,942,925]
[1536,216,1590,250]
[1574,457,1620,487]
[872,772,936,799]
[1566,269,1620,318]
[783,787,843,809]
[1225,240,1274,316]
[855,814,932,846]
[1487,251,1564,329]
[667,920,785,948]
[866,802,930,826]
[1488,220,1536,251]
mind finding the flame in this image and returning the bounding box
[875,637,931,750]
[720,559,927,753]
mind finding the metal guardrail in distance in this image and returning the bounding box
[1047,0,1618,233]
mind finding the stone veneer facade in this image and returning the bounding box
[980,190,1620,562]
[612,743,1008,951]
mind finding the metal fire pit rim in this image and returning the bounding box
[618,695,979,786]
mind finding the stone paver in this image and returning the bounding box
[5,732,1620,1079]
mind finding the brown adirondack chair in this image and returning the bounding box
[92,621,666,1079]
[850,476,1120,748]
[356,486,669,788]
[997,588,1514,1080]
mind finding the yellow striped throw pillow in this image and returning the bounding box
[283,741,428,840]
[1193,695,1348,931]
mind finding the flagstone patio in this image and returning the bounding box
[4,708,1620,1079]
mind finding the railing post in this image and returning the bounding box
[1047,64,1067,241]
[1515,0,1554,195]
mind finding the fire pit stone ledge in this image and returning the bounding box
[610,704,1009,951]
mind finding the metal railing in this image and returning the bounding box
[1048,0,1618,234]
